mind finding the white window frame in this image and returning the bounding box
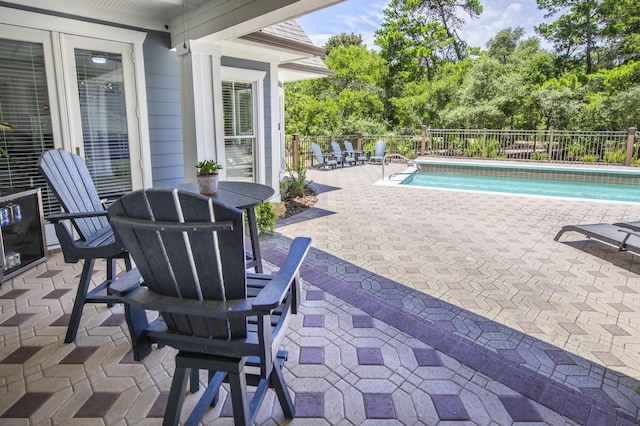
[218,66,265,184]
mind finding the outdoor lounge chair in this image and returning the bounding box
[108,188,311,425]
[331,141,355,166]
[369,140,387,164]
[613,221,640,232]
[343,140,368,165]
[311,142,337,169]
[554,222,640,254]
[38,149,131,343]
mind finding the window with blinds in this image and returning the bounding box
[0,38,56,214]
[222,81,255,182]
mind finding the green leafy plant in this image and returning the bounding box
[532,151,548,161]
[603,148,626,164]
[283,152,311,199]
[195,159,222,175]
[255,202,277,236]
[581,154,597,162]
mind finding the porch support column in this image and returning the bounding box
[177,40,222,183]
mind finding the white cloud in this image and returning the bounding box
[299,0,553,52]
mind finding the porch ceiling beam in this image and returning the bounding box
[170,0,344,48]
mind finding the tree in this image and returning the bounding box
[375,0,482,82]
[536,0,606,74]
[487,27,525,64]
[284,44,388,135]
[375,0,447,83]
[323,32,363,59]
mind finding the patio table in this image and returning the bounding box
[179,181,274,272]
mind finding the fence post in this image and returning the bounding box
[428,126,433,154]
[421,125,426,156]
[547,130,554,162]
[625,127,636,166]
[482,128,487,159]
[357,132,363,151]
[292,134,300,168]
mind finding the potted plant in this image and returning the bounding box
[195,159,222,195]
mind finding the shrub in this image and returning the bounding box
[255,202,277,236]
[283,151,311,198]
[532,151,548,161]
[603,149,626,164]
[581,155,597,162]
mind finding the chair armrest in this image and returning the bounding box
[119,284,259,319]
[253,237,311,310]
[45,210,108,223]
[110,268,143,296]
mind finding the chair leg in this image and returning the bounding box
[164,364,190,426]
[270,359,295,418]
[228,371,251,426]
[106,258,117,308]
[65,259,95,343]
[189,368,199,393]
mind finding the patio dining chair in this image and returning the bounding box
[108,188,311,425]
[369,140,387,164]
[331,141,355,166]
[38,149,131,343]
[311,142,337,169]
[343,140,368,165]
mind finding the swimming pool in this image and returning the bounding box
[400,159,640,203]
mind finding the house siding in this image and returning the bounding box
[220,57,272,184]
[143,31,184,186]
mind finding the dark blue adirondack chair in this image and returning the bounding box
[107,188,311,425]
[38,149,131,343]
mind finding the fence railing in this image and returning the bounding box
[285,127,639,169]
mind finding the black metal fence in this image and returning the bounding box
[286,127,639,169]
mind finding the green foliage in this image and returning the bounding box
[195,159,222,175]
[603,148,626,164]
[284,0,639,136]
[255,202,277,236]
[581,155,597,162]
[282,152,311,199]
[323,32,363,58]
[532,151,549,161]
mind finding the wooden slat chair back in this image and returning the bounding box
[108,188,311,425]
[39,149,110,245]
[38,149,130,343]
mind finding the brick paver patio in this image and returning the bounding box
[0,162,638,424]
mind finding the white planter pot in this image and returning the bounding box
[196,174,219,195]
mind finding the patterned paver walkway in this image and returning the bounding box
[0,162,638,424]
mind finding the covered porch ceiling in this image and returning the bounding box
[1,0,343,47]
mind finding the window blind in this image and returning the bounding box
[0,38,57,214]
[222,81,255,182]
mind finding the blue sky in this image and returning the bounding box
[297,0,551,51]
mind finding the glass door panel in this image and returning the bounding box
[64,36,140,202]
[74,48,131,199]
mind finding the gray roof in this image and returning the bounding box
[240,19,331,78]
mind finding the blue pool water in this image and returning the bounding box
[402,172,640,203]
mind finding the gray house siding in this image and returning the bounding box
[220,57,272,183]
[143,31,184,186]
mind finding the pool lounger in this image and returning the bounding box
[554,223,640,254]
[613,221,640,232]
